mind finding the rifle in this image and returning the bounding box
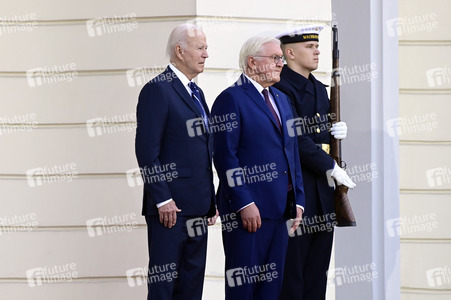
[330,25,356,227]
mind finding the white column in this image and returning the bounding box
[332,0,401,299]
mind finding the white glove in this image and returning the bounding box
[331,163,356,189]
[331,121,347,140]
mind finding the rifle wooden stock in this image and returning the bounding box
[330,25,356,227]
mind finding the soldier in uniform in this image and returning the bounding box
[273,25,356,300]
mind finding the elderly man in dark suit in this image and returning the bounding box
[135,23,217,300]
[212,36,305,300]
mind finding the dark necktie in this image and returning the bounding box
[188,82,209,130]
[262,89,282,133]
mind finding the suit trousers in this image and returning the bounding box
[279,225,334,300]
[145,215,208,300]
[223,215,288,300]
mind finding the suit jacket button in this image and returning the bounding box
[283,171,287,174]
[316,128,321,133]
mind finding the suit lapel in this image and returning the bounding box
[269,86,291,144]
[166,68,211,143]
[168,68,204,120]
[240,75,282,135]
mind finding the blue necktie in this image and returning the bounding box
[188,82,209,131]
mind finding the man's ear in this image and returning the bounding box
[247,56,257,71]
[284,47,295,60]
[175,45,184,60]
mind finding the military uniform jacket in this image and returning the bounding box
[274,65,336,224]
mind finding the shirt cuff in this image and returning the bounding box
[296,204,305,212]
[237,202,254,212]
[156,199,173,208]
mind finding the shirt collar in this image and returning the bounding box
[244,73,266,95]
[169,63,191,89]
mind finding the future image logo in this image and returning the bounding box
[86,13,138,37]
[86,113,136,137]
[426,67,451,87]
[226,263,278,288]
[126,267,147,287]
[386,13,438,37]
[386,113,438,138]
[26,63,78,87]
[26,263,78,287]
[327,263,377,287]
[426,267,451,288]
[225,164,278,188]
[386,213,438,238]
[186,217,207,237]
[426,167,451,187]
[186,118,206,137]
[26,163,78,188]
[86,213,138,237]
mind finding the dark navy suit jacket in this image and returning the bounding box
[274,66,335,223]
[212,74,305,220]
[135,66,215,218]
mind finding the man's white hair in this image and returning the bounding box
[166,23,204,59]
[239,36,281,72]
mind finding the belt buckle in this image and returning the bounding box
[321,144,330,155]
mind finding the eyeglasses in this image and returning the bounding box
[253,55,284,64]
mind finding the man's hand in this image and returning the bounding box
[330,121,347,140]
[331,163,356,189]
[207,209,219,226]
[158,200,182,228]
[240,203,261,233]
[288,207,303,235]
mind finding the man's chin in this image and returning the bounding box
[270,73,281,83]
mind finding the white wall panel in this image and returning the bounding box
[0,75,139,123]
[402,293,451,300]
[0,128,136,174]
[0,21,181,71]
[399,0,451,298]
[0,0,196,20]
[400,193,451,239]
[400,144,451,190]
[197,0,331,21]
[0,281,146,300]
[0,229,148,277]
[0,178,142,226]
[401,242,451,290]
[399,0,451,41]
[399,46,451,90]
[399,94,451,141]
[0,20,332,72]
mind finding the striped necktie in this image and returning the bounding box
[188,81,209,130]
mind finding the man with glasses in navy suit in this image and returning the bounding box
[212,36,305,300]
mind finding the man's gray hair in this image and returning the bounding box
[166,23,204,59]
[239,36,281,72]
